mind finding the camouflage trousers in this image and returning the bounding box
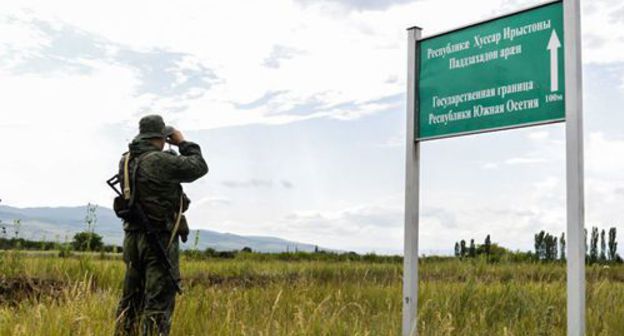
[115,230,180,336]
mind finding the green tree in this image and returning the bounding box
[600,229,607,263]
[454,242,460,257]
[534,231,546,260]
[559,232,566,261]
[469,239,476,258]
[543,233,556,261]
[590,227,599,263]
[608,227,618,262]
[72,231,103,251]
[484,235,492,259]
[460,240,467,258]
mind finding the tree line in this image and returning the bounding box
[453,226,622,264]
[533,227,621,263]
[453,234,508,262]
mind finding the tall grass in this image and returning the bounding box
[1,252,623,335]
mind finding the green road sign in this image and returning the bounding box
[418,1,564,140]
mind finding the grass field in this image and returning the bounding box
[1,251,624,335]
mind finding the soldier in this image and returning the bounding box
[114,115,208,336]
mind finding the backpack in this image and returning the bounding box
[109,152,155,221]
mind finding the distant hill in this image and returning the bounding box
[0,205,322,253]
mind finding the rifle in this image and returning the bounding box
[107,174,182,294]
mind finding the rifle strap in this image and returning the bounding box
[167,194,184,250]
[123,153,131,200]
[127,151,159,207]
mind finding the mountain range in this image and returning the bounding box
[0,205,321,253]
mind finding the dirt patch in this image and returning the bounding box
[0,277,66,305]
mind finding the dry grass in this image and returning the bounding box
[1,252,623,335]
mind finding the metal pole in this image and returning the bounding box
[564,0,585,335]
[403,26,422,336]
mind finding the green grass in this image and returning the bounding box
[1,252,624,335]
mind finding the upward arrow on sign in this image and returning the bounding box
[547,29,562,92]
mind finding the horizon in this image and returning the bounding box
[0,202,619,258]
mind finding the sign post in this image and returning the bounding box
[403,25,421,336]
[563,0,585,334]
[403,0,584,335]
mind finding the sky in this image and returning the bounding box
[1,0,623,254]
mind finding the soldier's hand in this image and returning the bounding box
[167,129,185,146]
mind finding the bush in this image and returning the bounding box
[72,232,104,251]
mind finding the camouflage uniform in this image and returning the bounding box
[115,115,208,336]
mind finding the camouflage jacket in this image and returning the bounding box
[119,139,208,231]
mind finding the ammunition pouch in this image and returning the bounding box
[113,195,133,221]
[178,215,190,243]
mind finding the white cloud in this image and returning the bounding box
[377,133,405,148]
[0,62,140,206]
[1,0,622,133]
[582,1,624,65]
[192,196,232,208]
[527,130,550,141]
[275,196,404,252]
[504,157,548,165]
[586,132,624,175]
[482,162,499,170]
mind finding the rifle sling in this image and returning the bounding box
[122,153,131,200]
[168,194,184,250]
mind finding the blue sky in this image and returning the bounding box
[0,0,623,254]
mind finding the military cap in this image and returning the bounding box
[136,115,175,140]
